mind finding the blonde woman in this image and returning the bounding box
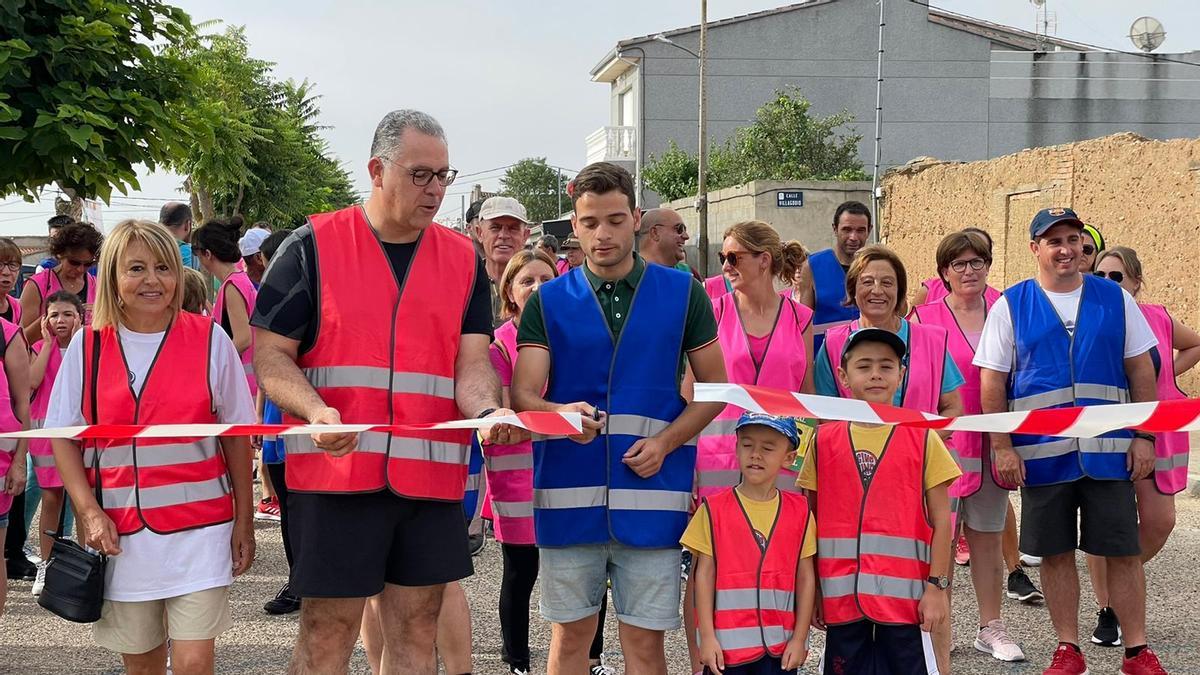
[49,219,255,675]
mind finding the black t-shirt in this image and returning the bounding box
[250,223,493,354]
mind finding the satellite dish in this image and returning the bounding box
[1029,0,1045,6]
[1129,16,1166,53]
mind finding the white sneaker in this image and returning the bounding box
[974,619,1025,662]
[31,560,49,597]
[23,544,42,565]
[1019,553,1042,567]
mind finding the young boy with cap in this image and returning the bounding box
[682,412,816,675]
[798,328,960,674]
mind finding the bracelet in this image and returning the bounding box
[1133,431,1155,442]
[476,407,497,419]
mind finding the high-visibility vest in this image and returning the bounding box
[703,275,730,301]
[534,263,695,548]
[708,487,808,666]
[912,297,1014,500]
[815,421,932,626]
[696,294,810,500]
[0,319,22,516]
[29,338,65,488]
[82,313,234,535]
[25,268,97,324]
[283,206,476,498]
[480,319,535,545]
[212,269,258,397]
[823,319,947,414]
[919,277,1001,306]
[1006,276,1132,486]
[808,249,858,353]
[1140,303,1189,495]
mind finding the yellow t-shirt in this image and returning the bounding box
[681,488,818,559]
[796,423,961,492]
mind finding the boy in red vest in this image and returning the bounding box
[797,328,959,674]
[682,412,816,675]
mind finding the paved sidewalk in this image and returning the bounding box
[3,496,1199,673]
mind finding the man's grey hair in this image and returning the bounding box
[370,109,446,159]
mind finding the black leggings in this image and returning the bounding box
[497,543,609,669]
[266,462,293,568]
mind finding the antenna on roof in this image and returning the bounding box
[1129,16,1166,53]
[1030,0,1057,52]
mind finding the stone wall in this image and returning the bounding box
[880,132,1200,389]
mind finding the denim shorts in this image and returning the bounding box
[539,542,682,631]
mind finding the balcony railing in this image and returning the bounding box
[585,126,637,165]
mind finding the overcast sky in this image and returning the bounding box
[2,0,1196,236]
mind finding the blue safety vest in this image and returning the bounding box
[809,248,859,352]
[1006,276,1133,485]
[462,436,484,521]
[534,263,695,548]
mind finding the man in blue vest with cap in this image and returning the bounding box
[975,207,1167,675]
[512,161,726,675]
[796,200,870,351]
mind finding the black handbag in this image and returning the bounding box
[37,330,107,623]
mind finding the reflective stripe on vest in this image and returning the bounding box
[824,319,946,414]
[535,263,694,548]
[696,294,811,500]
[81,314,232,535]
[1138,304,1191,495]
[1006,277,1133,485]
[708,488,808,666]
[815,422,932,626]
[285,206,475,497]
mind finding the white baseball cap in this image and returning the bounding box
[238,228,270,256]
[479,196,530,225]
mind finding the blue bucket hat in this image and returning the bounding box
[735,412,801,450]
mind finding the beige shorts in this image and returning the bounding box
[93,586,233,655]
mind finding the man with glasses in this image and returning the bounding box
[253,109,521,673]
[637,208,692,273]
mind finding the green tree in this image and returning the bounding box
[0,0,195,203]
[643,88,867,202]
[500,158,570,222]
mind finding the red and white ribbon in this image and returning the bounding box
[0,411,583,440]
[694,383,1200,438]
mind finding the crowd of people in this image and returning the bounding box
[0,108,1191,675]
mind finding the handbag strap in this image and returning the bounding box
[50,329,103,540]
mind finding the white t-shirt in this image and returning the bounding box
[973,281,1157,373]
[45,322,254,601]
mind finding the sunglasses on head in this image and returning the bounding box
[718,250,761,266]
[1095,270,1123,283]
[1081,245,1096,256]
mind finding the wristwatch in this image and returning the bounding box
[927,575,950,590]
[476,408,497,419]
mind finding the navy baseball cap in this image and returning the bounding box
[841,327,906,365]
[1029,207,1084,240]
[735,412,801,450]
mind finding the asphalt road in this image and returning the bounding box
[3,493,1199,674]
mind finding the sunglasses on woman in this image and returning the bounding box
[1095,270,1123,283]
[1081,245,1096,256]
[718,250,761,266]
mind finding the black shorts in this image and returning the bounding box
[706,655,793,674]
[823,620,935,675]
[287,490,473,598]
[1019,478,1139,558]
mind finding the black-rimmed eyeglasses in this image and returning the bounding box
[948,258,987,273]
[385,158,458,187]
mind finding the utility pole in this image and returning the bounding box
[870,0,885,241]
[557,167,563,216]
[696,0,710,274]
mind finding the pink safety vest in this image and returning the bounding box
[0,320,22,516]
[921,277,1001,306]
[481,320,535,545]
[26,269,97,325]
[696,294,812,500]
[823,319,946,414]
[0,294,20,326]
[912,298,1014,500]
[555,258,570,276]
[704,275,729,301]
[1140,303,1190,495]
[28,338,65,488]
[212,270,257,397]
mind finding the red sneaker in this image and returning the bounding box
[954,533,971,566]
[254,497,282,522]
[1121,647,1168,675]
[1044,644,1088,675]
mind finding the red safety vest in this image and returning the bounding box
[815,421,932,626]
[82,312,233,535]
[708,487,809,666]
[283,206,476,498]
